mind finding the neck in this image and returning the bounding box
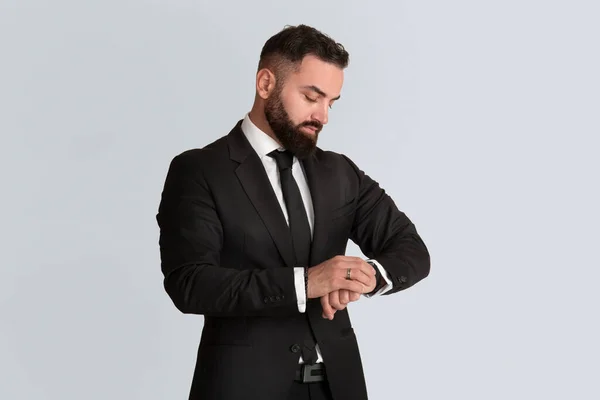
[248,105,282,146]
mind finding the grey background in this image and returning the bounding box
[1,0,599,399]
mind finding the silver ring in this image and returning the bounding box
[346,268,351,280]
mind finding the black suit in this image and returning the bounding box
[156,120,430,399]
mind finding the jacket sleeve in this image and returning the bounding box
[156,152,300,317]
[342,155,431,295]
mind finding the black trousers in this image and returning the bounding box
[286,380,334,400]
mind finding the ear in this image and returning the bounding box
[256,68,277,100]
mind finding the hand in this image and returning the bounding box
[307,256,377,299]
[321,289,362,320]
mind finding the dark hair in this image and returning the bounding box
[258,24,349,77]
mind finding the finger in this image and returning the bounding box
[343,268,374,287]
[320,294,335,320]
[339,289,350,305]
[355,260,377,276]
[341,259,376,278]
[337,278,366,294]
[333,256,373,272]
[349,291,361,302]
[333,255,365,263]
[337,257,376,271]
[334,291,348,310]
[329,290,344,311]
[366,274,377,292]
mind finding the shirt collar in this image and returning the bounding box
[241,113,283,159]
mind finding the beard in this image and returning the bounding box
[264,89,322,160]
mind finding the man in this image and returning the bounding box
[156,24,430,400]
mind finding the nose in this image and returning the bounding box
[311,104,329,126]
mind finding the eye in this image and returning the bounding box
[304,95,317,103]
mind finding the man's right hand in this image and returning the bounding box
[306,256,377,299]
[320,289,362,320]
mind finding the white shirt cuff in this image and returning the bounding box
[364,259,393,297]
[294,267,307,313]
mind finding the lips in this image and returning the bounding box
[302,125,319,134]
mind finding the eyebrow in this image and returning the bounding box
[302,85,341,101]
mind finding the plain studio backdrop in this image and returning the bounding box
[1,1,598,399]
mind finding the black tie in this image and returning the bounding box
[268,150,312,267]
[268,149,317,364]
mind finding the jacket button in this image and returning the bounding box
[263,297,269,303]
[290,344,301,353]
[400,276,408,283]
[275,295,281,301]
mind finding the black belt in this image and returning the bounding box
[295,363,326,383]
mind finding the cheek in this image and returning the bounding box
[283,94,313,124]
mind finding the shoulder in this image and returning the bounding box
[314,147,363,177]
[169,134,229,171]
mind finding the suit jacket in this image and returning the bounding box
[156,120,430,400]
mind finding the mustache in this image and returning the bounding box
[299,120,323,130]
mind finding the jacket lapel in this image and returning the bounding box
[227,122,296,268]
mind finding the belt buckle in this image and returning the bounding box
[301,363,325,383]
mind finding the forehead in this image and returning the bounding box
[287,55,344,97]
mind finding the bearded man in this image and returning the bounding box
[156,24,430,400]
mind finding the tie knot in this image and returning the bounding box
[268,149,294,171]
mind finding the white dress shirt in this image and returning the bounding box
[240,114,392,363]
